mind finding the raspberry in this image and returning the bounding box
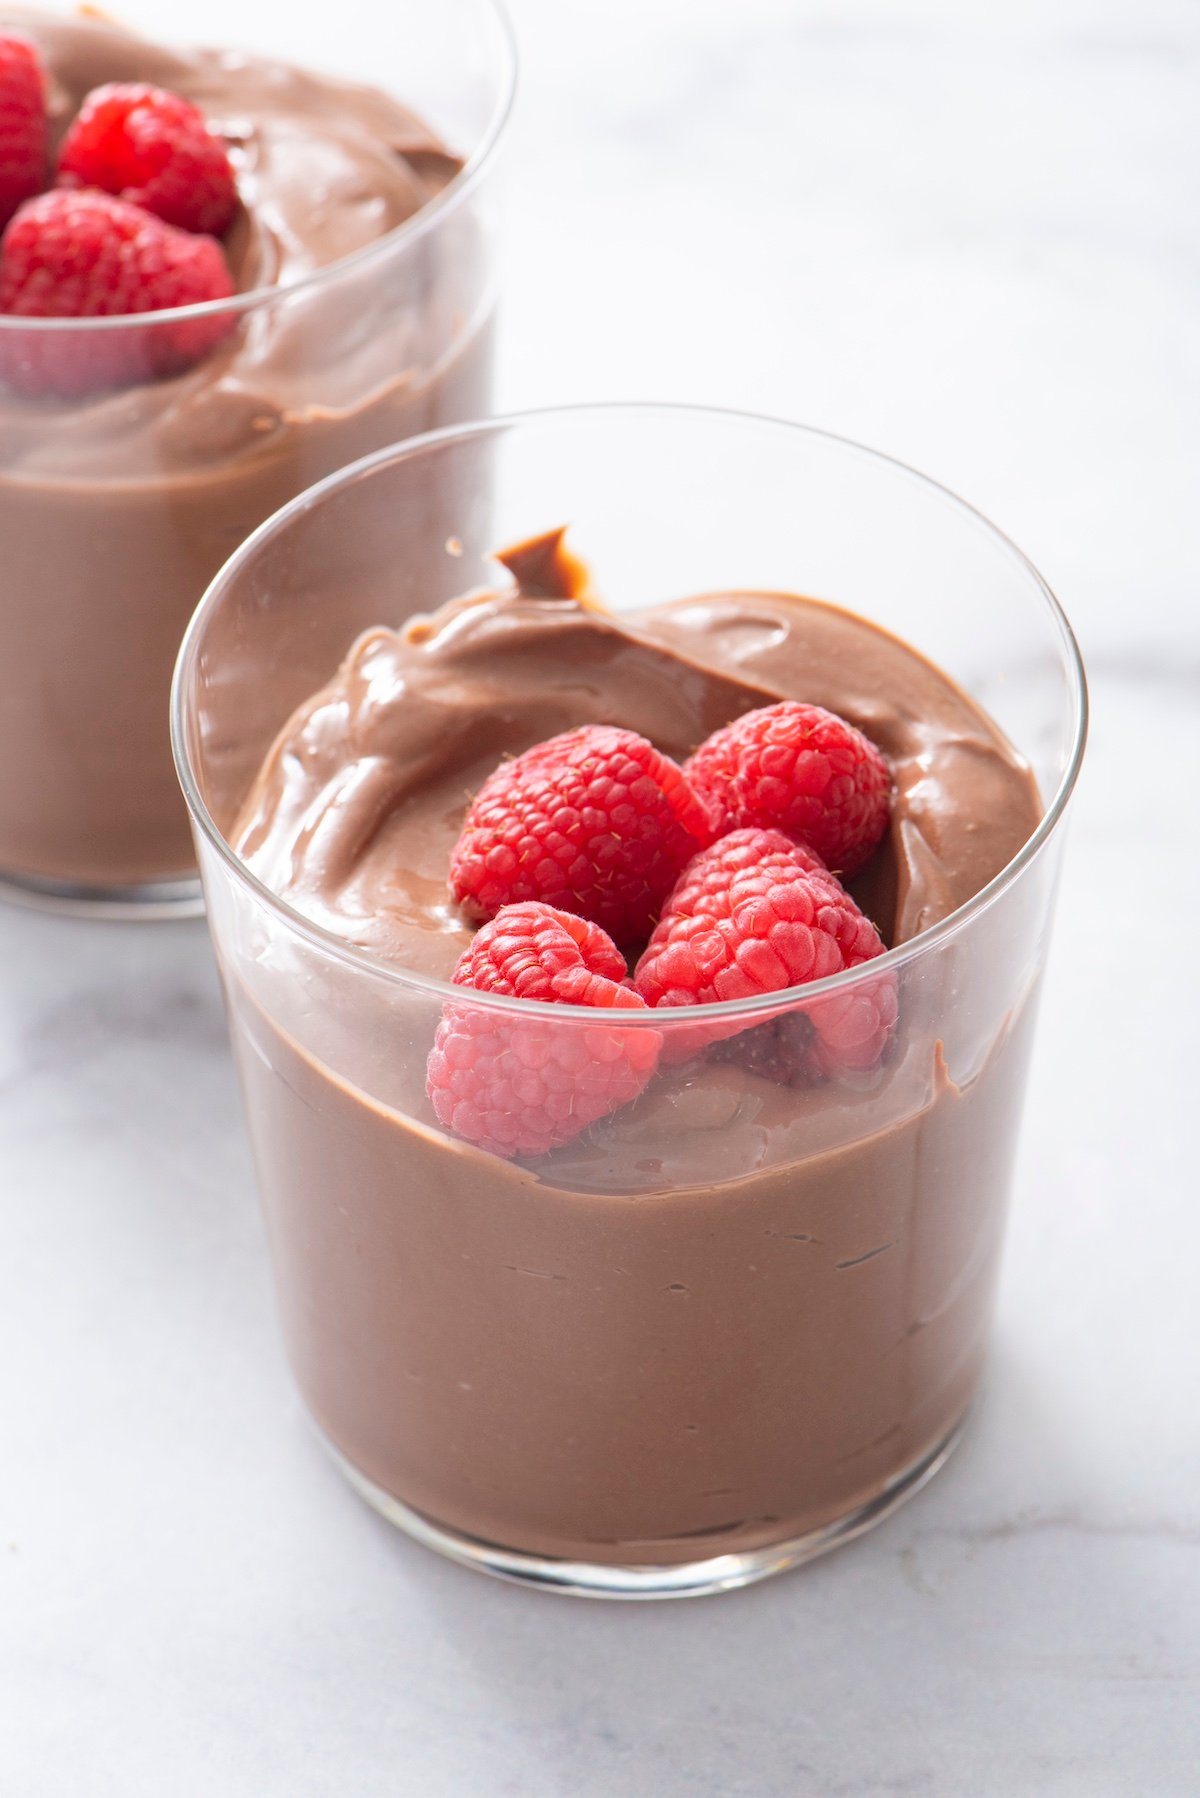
[57,83,237,236]
[450,726,715,944]
[0,35,46,230]
[0,189,235,397]
[634,828,895,1071]
[686,701,892,876]
[426,902,661,1159]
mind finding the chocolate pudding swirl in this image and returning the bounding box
[0,9,492,890]
[219,544,1046,1568]
[235,532,1040,966]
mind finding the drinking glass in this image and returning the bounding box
[0,0,514,913]
[173,406,1087,1597]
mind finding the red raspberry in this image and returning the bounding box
[57,83,237,237]
[426,902,661,1159]
[450,726,715,944]
[686,701,892,876]
[0,35,46,230]
[0,189,235,397]
[634,828,895,1071]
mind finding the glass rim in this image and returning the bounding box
[171,400,1089,1027]
[0,0,516,337]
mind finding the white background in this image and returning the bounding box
[2,1,1199,1792]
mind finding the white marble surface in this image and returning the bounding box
[2,0,1198,1791]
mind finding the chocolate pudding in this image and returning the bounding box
[0,9,498,896]
[218,543,1045,1569]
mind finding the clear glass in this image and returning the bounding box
[0,0,514,916]
[173,406,1087,1598]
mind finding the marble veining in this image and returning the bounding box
[1,0,1197,1793]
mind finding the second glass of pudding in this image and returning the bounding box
[173,406,1086,1597]
[0,0,512,913]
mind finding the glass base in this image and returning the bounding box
[319,1414,968,1599]
[0,866,204,920]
